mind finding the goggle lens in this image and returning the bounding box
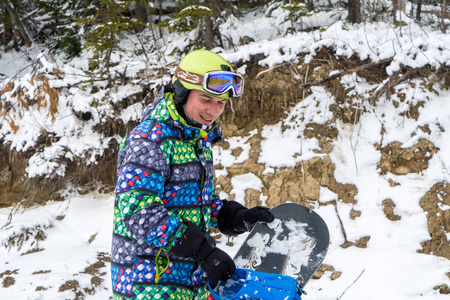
[205,72,243,97]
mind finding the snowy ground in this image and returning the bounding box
[1,2,450,300]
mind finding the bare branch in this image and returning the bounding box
[369,69,413,103]
[335,269,365,299]
[300,57,394,89]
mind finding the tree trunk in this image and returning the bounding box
[145,1,167,67]
[307,0,314,12]
[204,16,214,50]
[0,3,13,46]
[393,0,405,24]
[157,0,163,38]
[3,1,32,47]
[441,0,448,33]
[393,0,399,23]
[416,0,422,22]
[347,0,362,23]
[134,0,147,33]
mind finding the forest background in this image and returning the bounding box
[0,0,450,299]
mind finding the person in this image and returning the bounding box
[111,49,274,300]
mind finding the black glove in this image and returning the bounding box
[233,206,275,232]
[218,201,275,236]
[171,221,235,288]
[200,247,235,289]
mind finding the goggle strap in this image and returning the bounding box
[174,66,204,86]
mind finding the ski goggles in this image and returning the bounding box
[174,66,244,97]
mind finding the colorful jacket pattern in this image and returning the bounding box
[111,87,224,299]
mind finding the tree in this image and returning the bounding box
[134,0,148,33]
[77,0,138,79]
[416,0,422,22]
[306,0,314,12]
[347,0,362,23]
[0,0,32,48]
[155,2,219,53]
[33,0,94,58]
[392,0,405,24]
[268,1,315,34]
[441,0,448,33]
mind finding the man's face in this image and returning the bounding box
[182,89,227,126]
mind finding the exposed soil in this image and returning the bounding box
[56,252,110,299]
[82,252,110,296]
[313,264,342,281]
[216,124,357,210]
[382,199,401,221]
[0,270,18,288]
[58,280,83,299]
[419,181,450,260]
[377,139,438,175]
[2,276,15,288]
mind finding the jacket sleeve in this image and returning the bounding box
[210,194,225,229]
[115,133,186,249]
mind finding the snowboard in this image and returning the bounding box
[233,203,330,289]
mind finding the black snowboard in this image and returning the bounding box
[234,203,329,288]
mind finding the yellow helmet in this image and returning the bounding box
[173,50,243,102]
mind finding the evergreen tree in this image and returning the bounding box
[33,0,96,58]
[77,0,138,80]
[0,0,33,48]
[155,0,238,53]
[156,1,216,52]
[266,1,314,34]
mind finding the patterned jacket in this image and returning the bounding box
[111,87,225,298]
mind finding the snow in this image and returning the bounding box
[0,193,113,299]
[1,3,450,300]
[230,173,263,207]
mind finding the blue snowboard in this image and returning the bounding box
[233,203,330,289]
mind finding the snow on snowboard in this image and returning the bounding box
[209,202,330,299]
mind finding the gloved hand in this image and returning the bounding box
[170,221,235,288]
[200,247,235,289]
[233,206,275,232]
[218,201,275,236]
